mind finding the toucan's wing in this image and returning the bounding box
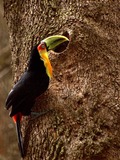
[5,71,49,114]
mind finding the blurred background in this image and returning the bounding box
[0,0,20,159]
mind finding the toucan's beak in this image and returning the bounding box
[37,35,69,79]
[42,35,69,51]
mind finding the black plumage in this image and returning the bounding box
[5,35,69,158]
[6,44,49,117]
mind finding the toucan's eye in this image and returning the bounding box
[37,42,46,51]
[41,43,45,49]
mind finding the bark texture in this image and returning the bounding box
[4,0,120,160]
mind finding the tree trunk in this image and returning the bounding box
[4,0,120,160]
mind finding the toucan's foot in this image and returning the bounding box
[30,110,51,120]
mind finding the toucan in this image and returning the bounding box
[5,35,69,158]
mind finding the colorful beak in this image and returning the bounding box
[42,35,69,51]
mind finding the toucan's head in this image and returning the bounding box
[37,35,69,78]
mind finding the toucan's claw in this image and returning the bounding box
[30,110,51,120]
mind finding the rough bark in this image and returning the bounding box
[4,0,120,160]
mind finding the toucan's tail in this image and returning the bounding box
[12,113,24,158]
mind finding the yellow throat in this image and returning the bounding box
[40,50,52,79]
